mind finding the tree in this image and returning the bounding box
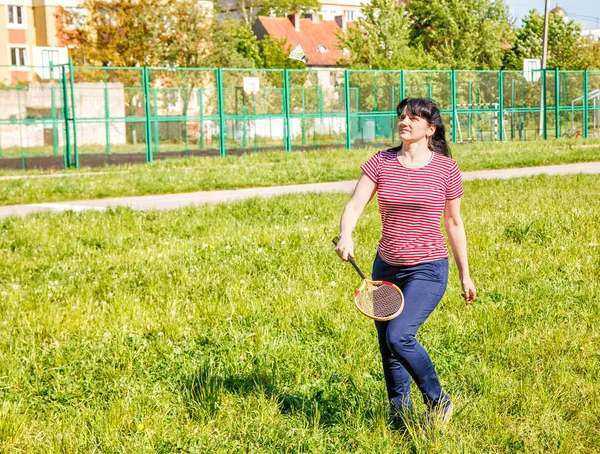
[262,0,319,17]
[217,0,319,26]
[580,36,600,70]
[336,0,436,70]
[161,0,213,69]
[60,0,170,67]
[203,20,262,68]
[259,36,304,69]
[61,0,268,69]
[406,0,514,70]
[503,10,590,70]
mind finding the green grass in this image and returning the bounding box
[0,174,599,452]
[1,139,600,206]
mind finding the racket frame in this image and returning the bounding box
[354,279,404,321]
[333,237,405,321]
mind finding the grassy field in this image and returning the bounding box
[0,173,599,452]
[1,139,600,206]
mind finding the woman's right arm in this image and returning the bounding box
[335,173,377,261]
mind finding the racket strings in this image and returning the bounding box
[355,283,404,319]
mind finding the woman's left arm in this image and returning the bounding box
[443,197,476,304]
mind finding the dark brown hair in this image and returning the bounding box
[396,98,451,157]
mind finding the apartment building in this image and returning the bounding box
[0,0,78,83]
[319,0,363,22]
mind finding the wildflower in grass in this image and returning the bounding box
[225,245,231,250]
[257,248,263,253]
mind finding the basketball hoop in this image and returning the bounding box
[523,59,541,83]
[243,77,260,95]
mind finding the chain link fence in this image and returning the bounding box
[2,63,600,170]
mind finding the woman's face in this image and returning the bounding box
[398,108,435,144]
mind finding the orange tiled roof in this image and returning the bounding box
[255,16,351,67]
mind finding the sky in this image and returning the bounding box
[504,0,600,29]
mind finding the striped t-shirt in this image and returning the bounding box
[361,148,464,266]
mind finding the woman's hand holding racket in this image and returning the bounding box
[332,237,404,321]
[334,235,354,261]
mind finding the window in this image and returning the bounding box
[7,5,24,25]
[344,10,355,21]
[10,47,27,66]
[317,45,328,53]
[321,9,336,21]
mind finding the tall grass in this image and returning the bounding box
[1,140,600,206]
[0,174,599,452]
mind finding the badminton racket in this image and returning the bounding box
[332,237,404,321]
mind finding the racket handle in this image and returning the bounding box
[347,257,367,280]
[332,237,367,280]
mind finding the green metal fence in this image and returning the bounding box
[2,61,600,170]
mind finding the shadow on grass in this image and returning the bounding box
[180,360,373,427]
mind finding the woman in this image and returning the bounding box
[335,98,476,426]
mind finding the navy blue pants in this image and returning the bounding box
[372,254,449,414]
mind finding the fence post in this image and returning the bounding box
[542,69,548,140]
[498,70,504,142]
[555,68,560,139]
[583,70,589,139]
[51,85,58,156]
[344,69,351,149]
[68,58,79,168]
[451,70,457,143]
[198,88,205,150]
[216,68,226,157]
[400,69,405,100]
[153,87,160,154]
[283,70,292,152]
[103,69,111,155]
[373,72,377,112]
[61,64,71,169]
[142,67,153,162]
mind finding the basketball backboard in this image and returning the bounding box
[32,47,69,80]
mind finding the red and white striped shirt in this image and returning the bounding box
[361,148,463,266]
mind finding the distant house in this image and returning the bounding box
[253,13,351,69]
